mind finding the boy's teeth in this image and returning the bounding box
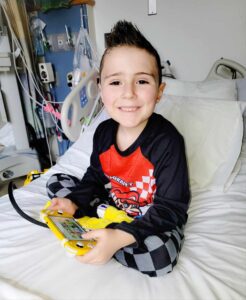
[120,107,138,112]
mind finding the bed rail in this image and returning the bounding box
[206,58,246,80]
[61,70,100,141]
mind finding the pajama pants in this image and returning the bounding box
[46,173,184,277]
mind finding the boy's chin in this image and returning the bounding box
[116,118,148,131]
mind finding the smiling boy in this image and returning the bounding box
[47,20,190,277]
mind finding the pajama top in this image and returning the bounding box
[67,113,190,247]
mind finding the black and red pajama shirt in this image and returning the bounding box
[68,113,190,246]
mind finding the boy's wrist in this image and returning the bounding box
[113,229,136,248]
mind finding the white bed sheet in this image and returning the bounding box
[0,110,246,300]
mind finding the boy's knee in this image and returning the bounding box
[46,173,79,198]
[114,228,184,277]
[143,234,181,275]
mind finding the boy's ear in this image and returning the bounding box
[98,81,101,91]
[98,82,104,103]
[98,81,103,94]
[156,82,166,102]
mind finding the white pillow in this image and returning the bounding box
[163,78,237,100]
[155,95,243,191]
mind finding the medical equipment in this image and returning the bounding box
[0,30,41,184]
[38,62,55,83]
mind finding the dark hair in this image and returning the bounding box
[99,20,162,85]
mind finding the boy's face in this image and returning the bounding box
[99,46,165,132]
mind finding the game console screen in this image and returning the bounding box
[50,216,86,240]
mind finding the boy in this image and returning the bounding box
[47,20,190,277]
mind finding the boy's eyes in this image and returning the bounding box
[109,81,121,85]
[137,80,149,84]
[109,79,149,85]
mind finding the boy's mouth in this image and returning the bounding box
[118,106,140,112]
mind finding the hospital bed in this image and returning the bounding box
[0,58,246,300]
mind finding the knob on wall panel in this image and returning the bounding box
[38,62,55,83]
[66,71,73,88]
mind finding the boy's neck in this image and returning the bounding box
[116,120,148,152]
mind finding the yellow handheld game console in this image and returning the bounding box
[40,202,96,256]
[40,202,133,256]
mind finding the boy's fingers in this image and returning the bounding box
[82,230,100,240]
[76,241,100,264]
[49,198,62,210]
[49,199,57,209]
[50,198,58,204]
[76,249,96,264]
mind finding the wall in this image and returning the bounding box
[93,0,246,81]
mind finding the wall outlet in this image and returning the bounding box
[66,71,73,88]
[38,62,55,83]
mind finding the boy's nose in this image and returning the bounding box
[122,82,135,98]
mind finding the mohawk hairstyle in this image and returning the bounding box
[99,20,162,85]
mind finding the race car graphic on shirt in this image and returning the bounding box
[99,145,157,217]
[111,188,140,217]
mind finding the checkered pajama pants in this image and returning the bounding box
[46,173,184,277]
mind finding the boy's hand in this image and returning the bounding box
[49,197,78,215]
[76,228,136,265]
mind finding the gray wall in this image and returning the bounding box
[92,0,246,80]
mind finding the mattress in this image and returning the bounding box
[0,110,246,300]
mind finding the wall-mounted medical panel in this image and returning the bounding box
[37,5,82,102]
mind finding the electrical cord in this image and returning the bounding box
[8,181,48,228]
[42,99,54,166]
[9,30,67,162]
[3,3,65,135]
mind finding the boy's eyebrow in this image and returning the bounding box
[104,72,122,79]
[104,72,156,79]
[135,72,156,78]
